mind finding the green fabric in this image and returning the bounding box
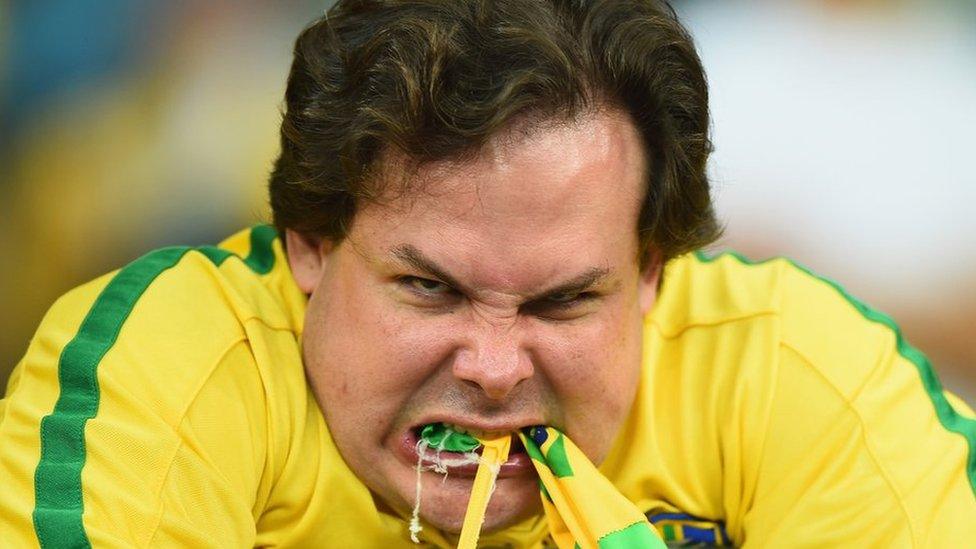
[198,224,277,271]
[197,246,234,265]
[519,426,666,549]
[545,434,574,478]
[244,224,278,274]
[598,522,661,548]
[33,247,190,549]
[419,423,480,453]
[694,250,976,499]
[525,434,547,464]
[32,226,278,548]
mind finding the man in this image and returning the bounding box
[2,0,974,547]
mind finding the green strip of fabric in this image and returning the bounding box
[694,250,976,499]
[544,434,574,478]
[418,423,480,452]
[33,247,190,548]
[198,224,278,271]
[244,224,278,274]
[521,429,547,465]
[33,226,278,548]
[597,521,663,548]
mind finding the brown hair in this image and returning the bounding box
[269,0,721,267]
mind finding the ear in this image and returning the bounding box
[285,229,334,294]
[636,248,664,315]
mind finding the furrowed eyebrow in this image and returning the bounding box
[389,244,613,301]
[390,245,465,290]
[527,267,612,302]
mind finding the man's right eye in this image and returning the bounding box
[398,276,453,297]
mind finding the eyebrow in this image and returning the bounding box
[391,244,465,290]
[534,267,613,301]
[389,244,614,302]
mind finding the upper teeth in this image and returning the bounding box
[443,422,506,439]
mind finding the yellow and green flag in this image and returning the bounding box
[517,426,666,549]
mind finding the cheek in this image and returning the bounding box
[541,305,640,394]
[536,299,643,458]
[302,274,459,425]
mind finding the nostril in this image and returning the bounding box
[461,379,482,391]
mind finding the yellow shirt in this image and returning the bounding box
[1,226,973,547]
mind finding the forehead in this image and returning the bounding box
[350,109,647,288]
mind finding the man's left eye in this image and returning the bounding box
[521,291,597,320]
[547,292,582,304]
[543,292,598,310]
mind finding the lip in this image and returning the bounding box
[394,417,543,479]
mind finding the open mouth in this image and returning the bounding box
[401,422,532,478]
[402,422,539,544]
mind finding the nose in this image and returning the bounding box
[452,327,533,401]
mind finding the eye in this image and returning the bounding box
[547,291,583,304]
[399,276,452,296]
[521,291,598,320]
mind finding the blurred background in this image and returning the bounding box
[1,0,973,402]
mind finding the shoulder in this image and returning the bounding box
[649,250,787,337]
[641,250,976,545]
[8,225,306,430]
[654,250,901,394]
[656,250,887,339]
[0,227,321,547]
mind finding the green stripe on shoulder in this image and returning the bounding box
[32,226,279,548]
[199,224,278,273]
[243,224,277,274]
[695,249,976,499]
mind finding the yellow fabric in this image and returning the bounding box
[1,227,974,547]
[518,427,666,548]
[458,435,511,548]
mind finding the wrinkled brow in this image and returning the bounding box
[389,244,614,301]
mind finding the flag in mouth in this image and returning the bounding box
[409,422,514,546]
[415,422,526,457]
[409,423,665,549]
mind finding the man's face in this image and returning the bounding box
[287,109,661,534]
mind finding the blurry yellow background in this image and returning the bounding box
[2,0,974,402]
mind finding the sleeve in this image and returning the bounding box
[741,283,976,547]
[144,341,270,547]
[0,254,273,548]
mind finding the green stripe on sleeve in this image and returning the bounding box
[32,226,278,548]
[33,247,191,548]
[694,250,976,499]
